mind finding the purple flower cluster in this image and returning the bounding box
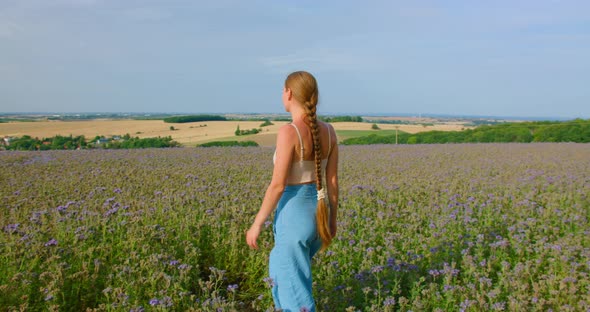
[44,238,58,247]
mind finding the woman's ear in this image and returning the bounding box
[284,88,292,100]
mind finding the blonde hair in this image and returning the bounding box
[285,71,332,250]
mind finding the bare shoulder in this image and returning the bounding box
[318,120,334,131]
[319,121,336,136]
[276,124,297,144]
[278,123,296,135]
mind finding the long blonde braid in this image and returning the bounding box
[304,101,332,250]
[286,71,332,250]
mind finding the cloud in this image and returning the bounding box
[259,44,382,73]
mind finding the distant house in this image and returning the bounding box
[96,138,110,144]
[2,137,11,146]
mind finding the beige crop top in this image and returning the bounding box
[273,123,332,184]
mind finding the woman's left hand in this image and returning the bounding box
[246,224,262,249]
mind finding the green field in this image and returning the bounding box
[335,130,402,141]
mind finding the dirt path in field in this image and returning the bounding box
[0,119,470,147]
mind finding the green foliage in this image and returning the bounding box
[5,135,88,150]
[464,119,507,126]
[371,123,381,130]
[163,115,227,123]
[170,126,176,131]
[5,134,178,150]
[0,118,38,122]
[260,119,274,127]
[235,126,261,136]
[342,119,590,145]
[198,141,259,147]
[320,116,364,122]
[104,136,179,149]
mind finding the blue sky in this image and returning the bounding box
[1,0,589,118]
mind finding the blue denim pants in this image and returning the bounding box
[269,184,322,312]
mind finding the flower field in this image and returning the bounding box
[1,144,589,311]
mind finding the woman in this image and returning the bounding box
[246,71,339,311]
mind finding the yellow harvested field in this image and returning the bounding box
[0,119,471,146]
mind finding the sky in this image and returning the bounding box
[0,0,589,119]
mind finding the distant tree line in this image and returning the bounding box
[320,116,364,122]
[4,135,88,150]
[363,119,412,125]
[235,125,261,136]
[104,136,179,148]
[198,140,259,147]
[0,118,36,123]
[342,119,590,145]
[260,119,274,127]
[464,120,507,126]
[163,115,227,123]
[4,134,179,150]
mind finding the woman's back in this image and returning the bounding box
[289,120,333,162]
[274,121,334,185]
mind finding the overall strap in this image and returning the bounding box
[289,123,304,161]
[327,125,332,157]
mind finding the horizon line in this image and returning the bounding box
[0,111,585,121]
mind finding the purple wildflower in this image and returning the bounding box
[383,297,396,306]
[105,207,119,217]
[263,277,275,288]
[354,272,366,281]
[227,284,238,292]
[491,302,506,310]
[149,298,160,306]
[4,223,19,234]
[44,238,58,247]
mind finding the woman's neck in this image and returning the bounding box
[289,105,307,123]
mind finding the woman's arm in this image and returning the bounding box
[325,123,339,238]
[246,125,294,249]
